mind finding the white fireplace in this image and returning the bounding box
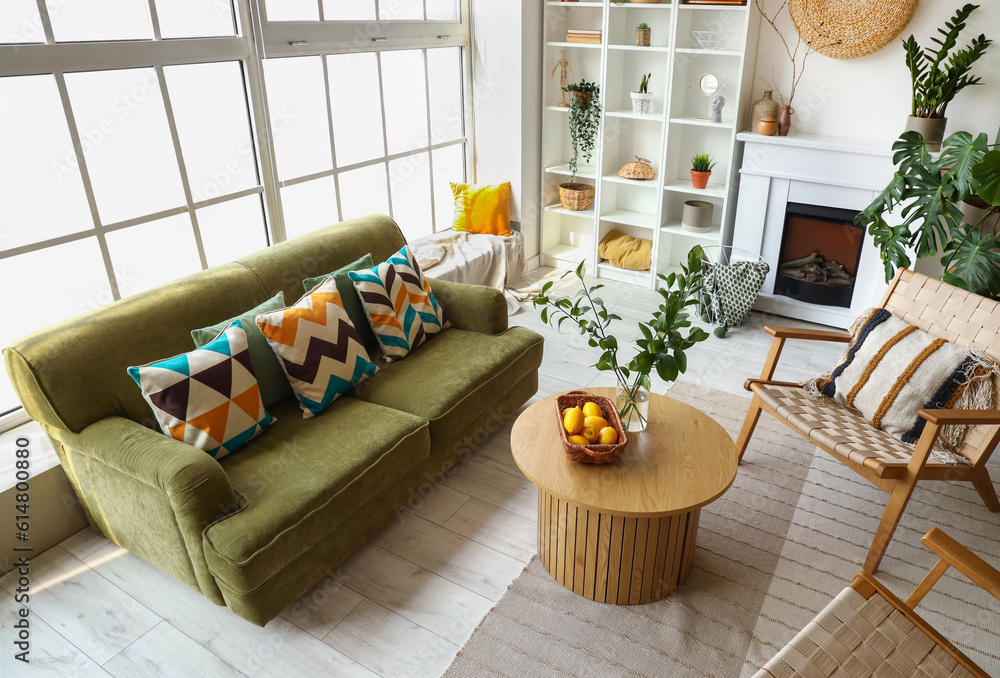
[731,132,898,329]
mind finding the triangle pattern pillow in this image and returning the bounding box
[385,246,448,335]
[256,276,378,419]
[349,262,429,362]
[127,320,274,460]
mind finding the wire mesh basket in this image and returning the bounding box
[697,246,768,336]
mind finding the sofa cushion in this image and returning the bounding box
[204,396,429,594]
[191,292,292,408]
[349,262,433,362]
[354,327,544,443]
[301,253,378,351]
[127,320,275,459]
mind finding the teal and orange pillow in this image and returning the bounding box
[128,320,274,459]
[256,276,378,419]
[300,253,378,350]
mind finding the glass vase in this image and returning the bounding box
[616,382,650,433]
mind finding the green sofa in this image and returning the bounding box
[3,214,544,626]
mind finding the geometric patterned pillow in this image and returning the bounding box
[348,261,430,362]
[127,320,274,460]
[255,276,378,419]
[384,245,448,336]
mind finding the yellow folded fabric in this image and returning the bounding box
[450,181,511,236]
[598,229,652,271]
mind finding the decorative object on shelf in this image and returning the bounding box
[681,200,714,233]
[559,79,601,211]
[789,0,916,60]
[691,30,739,50]
[749,89,780,132]
[901,4,991,151]
[754,0,836,134]
[550,50,575,108]
[697,246,769,338]
[555,391,628,464]
[629,0,662,4]
[757,115,777,136]
[635,23,651,46]
[531,249,710,431]
[856,128,1000,297]
[710,95,725,124]
[777,104,792,136]
[683,0,746,4]
[567,28,602,44]
[618,155,656,181]
[690,153,717,189]
[690,72,731,120]
[630,72,653,115]
[598,229,652,271]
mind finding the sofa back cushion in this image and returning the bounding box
[236,213,407,309]
[4,264,268,433]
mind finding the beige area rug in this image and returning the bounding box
[444,382,1000,677]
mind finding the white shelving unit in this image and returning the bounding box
[539,0,760,286]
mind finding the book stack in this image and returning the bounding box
[566,29,601,44]
[682,0,746,5]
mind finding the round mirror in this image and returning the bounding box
[699,73,719,95]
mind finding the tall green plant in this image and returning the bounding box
[904,3,991,119]
[856,130,1000,297]
[563,80,601,183]
[532,247,710,428]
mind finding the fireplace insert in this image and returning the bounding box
[773,203,864,309]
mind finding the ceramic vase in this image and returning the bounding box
[778,105,792,136]
[749,90,780,133]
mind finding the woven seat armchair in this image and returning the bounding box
[754,528,1000,678]
[737,269,1000,573]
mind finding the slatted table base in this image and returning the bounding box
[537,487,700,605]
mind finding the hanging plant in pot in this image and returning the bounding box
[902,3,991,152]
[531,247,710,431]
[559,80,601,211]
[630,73,653,115]
[690,152,716,190]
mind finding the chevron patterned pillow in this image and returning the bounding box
[127,320,275,459]
[256,277,378,419]
[349,257,445,362]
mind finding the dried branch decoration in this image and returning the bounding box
[754,0,839,105]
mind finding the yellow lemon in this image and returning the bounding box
[598,426,618,445]
[567,434,590,446]
[581,424,599,443]
[584,415,609,431]
[562,407,585,434]
[582,401,603,418]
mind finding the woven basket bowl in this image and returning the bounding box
[558,183,595,211]
[556,391,628,464]
[789,0,917,60]
[618,156,656,181]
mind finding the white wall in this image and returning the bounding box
[752,0,1000,142]
[470,0,542,260]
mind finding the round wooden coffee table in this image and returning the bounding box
[511,388,738,605]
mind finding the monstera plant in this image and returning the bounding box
[855,129,1000,298]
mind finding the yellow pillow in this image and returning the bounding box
[450,181,511,236]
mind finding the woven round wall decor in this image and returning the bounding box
[789,0,918,60]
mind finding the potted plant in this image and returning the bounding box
[856,129,1000,297]
[690,153,716,189]
[630,73,652,115]
[559,80,601,211]
[635,23,650,47]
[532,247,710,431]
[903,3,991,151]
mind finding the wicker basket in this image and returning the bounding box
[556,391,628,464]
[618,156,656,181]
[558,183,595,211]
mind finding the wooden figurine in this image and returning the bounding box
[551,50,574,107]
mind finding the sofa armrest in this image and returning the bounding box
[56,417,237,515]
[428,278,508,335]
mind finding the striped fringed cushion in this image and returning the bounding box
[809,308,999,460]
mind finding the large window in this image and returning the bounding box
[0,0,471,426]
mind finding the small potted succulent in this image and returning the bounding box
[635,22,651,47]
[630,73,652,115]
[690,153,716,189]
[559,80,601,211]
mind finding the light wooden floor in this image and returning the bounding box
[0,273,852,678]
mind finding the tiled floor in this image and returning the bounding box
[1,272,852,678]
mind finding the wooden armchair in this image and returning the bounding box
[754,528,1000,677]
[737,269,1000,573]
